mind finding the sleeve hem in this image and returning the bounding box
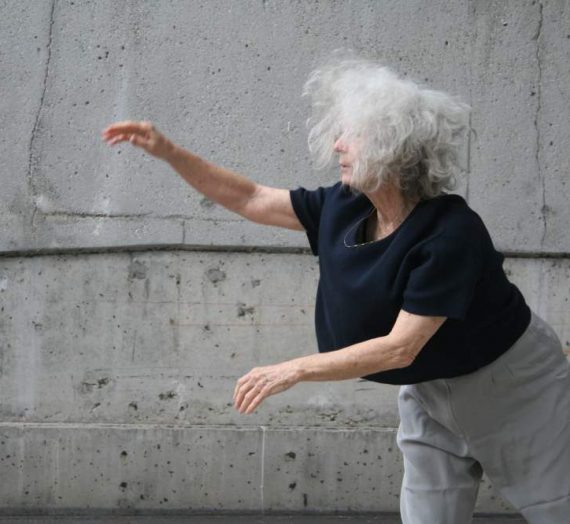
[401,302,465,321]
[289,189,319,256]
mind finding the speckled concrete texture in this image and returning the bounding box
[0,252,567,429]
[1,1,569,254]
[1,251,566,515]
[0,0,568,518]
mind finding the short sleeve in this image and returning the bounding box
[402,233,482,321]
[289,185,329,256]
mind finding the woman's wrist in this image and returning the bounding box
[162,140,181,163]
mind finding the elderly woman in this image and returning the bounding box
[102,53,570,523]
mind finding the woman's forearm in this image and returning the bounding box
[291,335,409,382]
[164,144,257,215]
[233,333,410,414]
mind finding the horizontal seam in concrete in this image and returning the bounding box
[0,245,568,259]
[0,245,310,258]
[35,211,242,221]
[0,422,398,432]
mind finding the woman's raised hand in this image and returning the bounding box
[101,120,175,161]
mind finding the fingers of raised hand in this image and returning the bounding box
[101,120,136,138]
[101,120,154,140]
[104,133,129,145]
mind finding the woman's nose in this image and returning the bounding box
[334,137,346,152]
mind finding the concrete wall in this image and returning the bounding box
[1,0,568,516]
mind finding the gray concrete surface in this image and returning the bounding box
[1,1,569,255]
[0,0,568,518]
[1,251,566,515]
[1,251,568,431]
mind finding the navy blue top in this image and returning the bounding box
[289,181,531,385]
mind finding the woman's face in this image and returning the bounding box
[334,135,361,185]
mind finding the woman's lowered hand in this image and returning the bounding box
[233,361,302,414]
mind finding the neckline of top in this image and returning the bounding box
[343,204,417,248]
[343,193,459,249]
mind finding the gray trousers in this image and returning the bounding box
[397,309,570,523]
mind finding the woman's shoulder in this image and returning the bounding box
[417,193,488,238]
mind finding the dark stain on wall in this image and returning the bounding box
[206,267,226,284]
[128,260,147,280]
[237,302,255,317]
[158,391,177,401]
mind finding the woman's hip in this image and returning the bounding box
[397,310,570,511]
[400,309,570,437]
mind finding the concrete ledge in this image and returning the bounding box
[0,251,568,430]
[0,249,566,515]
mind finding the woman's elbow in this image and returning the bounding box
[374,340,417,370]
[393,341,421,369]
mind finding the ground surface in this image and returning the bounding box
[0,514,526,523]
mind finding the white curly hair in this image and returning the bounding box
[302,49,474,201]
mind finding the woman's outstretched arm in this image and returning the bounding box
[101,120,303,230]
